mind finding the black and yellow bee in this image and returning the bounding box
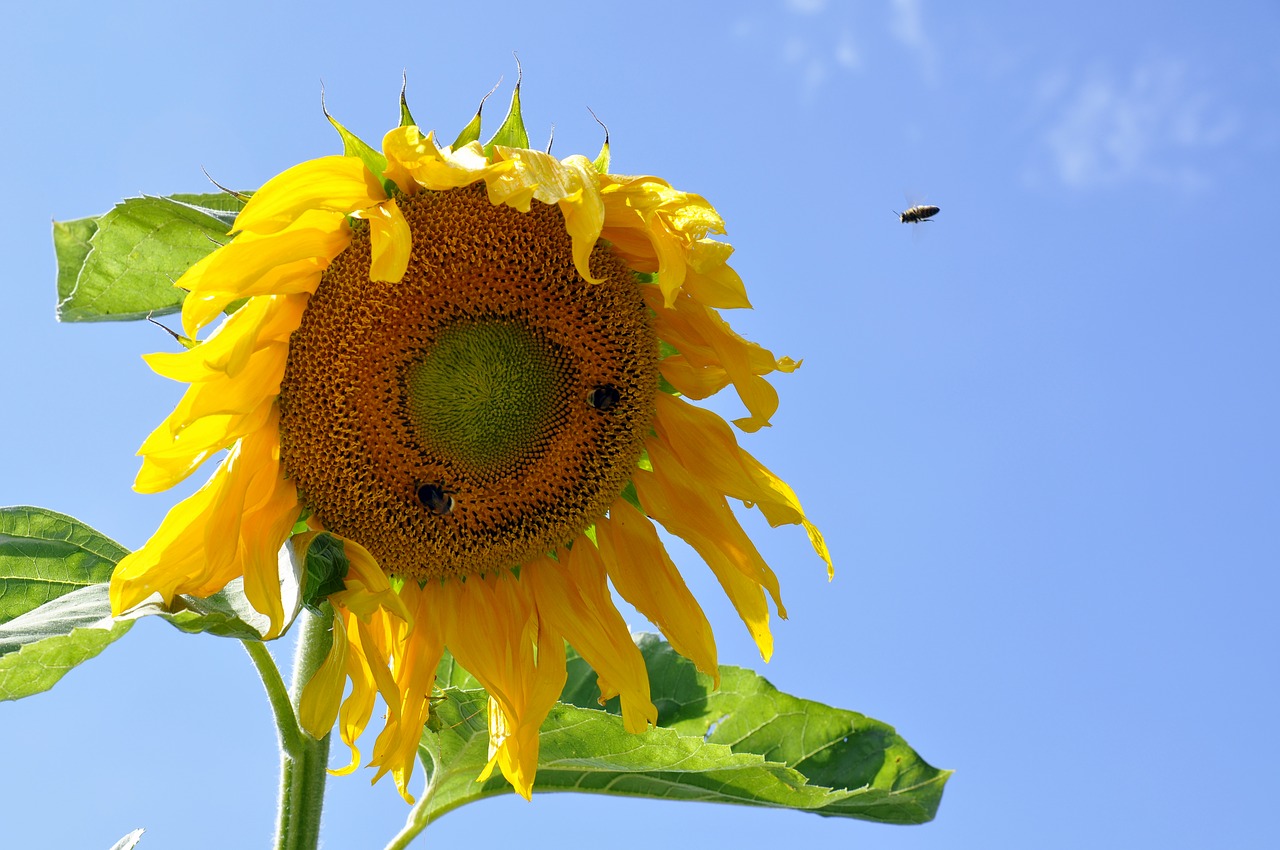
[895,204,940,224]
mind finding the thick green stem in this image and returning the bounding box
[243,640,303,757]
[273,604,335,850]
[382,758,439,850]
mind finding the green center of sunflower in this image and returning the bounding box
[278,183,659,581]
[404,321,567,473]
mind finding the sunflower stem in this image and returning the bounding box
[382,761,441,850]
[242,639,304,756]
[273,604,335,850]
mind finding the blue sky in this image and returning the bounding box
[3,1,1278,847]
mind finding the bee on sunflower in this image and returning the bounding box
[109,82,831,804]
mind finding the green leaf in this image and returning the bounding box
[483,65,529,155]
[0,506,127,625]
[52,216,98,316]
[301,531,349,611]
[406,637,948,834]
[0,507,133,700]
[54,194,246,322]
[0,584,132,700]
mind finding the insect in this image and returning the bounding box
[416,482,456,516]
[895,204,940,224]
[587,384,621,412]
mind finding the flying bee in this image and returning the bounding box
[416,482,456,516]
[895,204,940,224]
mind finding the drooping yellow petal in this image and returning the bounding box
[437,573,566,799]
[596,499,719,684]
[369,581,446,802]
[330,611,379,774]
[526,548,656,733]
[234,155,386,235]
[177,211,350,339]
[642,439,786,616]
[599,174,726,305]
[299,611,350,737]
[646,287,798,431]
[181,260,324,339]
[632,453,782,662]
[111,457,240,614]
[382,127,502,193]
[147,294,307,384]
[367,198,411,283]
[237,470,301,638]
[656,354,730,400]
[682,239,751,309]
[134,399,274,493]
[653,392,832,578]
[488,148,605,284]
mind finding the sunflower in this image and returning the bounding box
[109,89,831,803]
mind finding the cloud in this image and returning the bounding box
[888,0,937,81]
[784,0,828,13]
[1036,59,1238,190]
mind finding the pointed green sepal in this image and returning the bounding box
[593,139,611,174]
[399,73,416,128]
[588,108,611,173]
[451,79,499,150]
[483,62,529,155]
[323,94,396,197]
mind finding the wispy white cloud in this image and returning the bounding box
[782,35,830,97]
[835,29,861,70]
[1035,59,1238,191]
[784,0,828,13]
[736,1,935,98]
[888,0,937,81]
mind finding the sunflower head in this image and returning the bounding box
[109,79,831,802]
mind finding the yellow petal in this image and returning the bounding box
[682,240,751,310]
[299,612,350,737]
[526,548,656,733]
[332,607,381,774]
[632,449,783,661]
[653,392,832,578]
[596,499,719,684]
[110,458,237,614]
[367,198,411,283]
[438,573,566,799]
[181,260,323,339]
[646,287,796,431]
[177,211,351,338]
[382,127,498,192]
[234,156,386,235]
[369,582,446,802]
[489,149,605,284]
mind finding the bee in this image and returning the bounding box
[587,384,621,412]
[416,482,456,516]
[895,204,940,224]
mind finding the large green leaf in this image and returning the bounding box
[54,193,245,322]
[0,506,127,625]
[0,506,307,701]
[0,583,132,700]
[403,637,948,837]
